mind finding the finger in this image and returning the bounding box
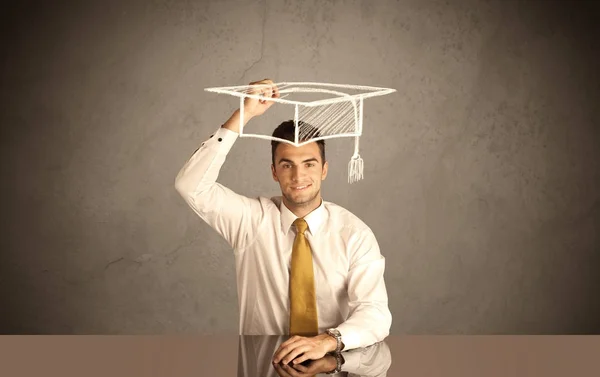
[275,345,297,365]
[259,86,272,103]
[293,346,327,365]
[248,84,259,95]
[256,87,266,103]
[291,362,309,372]
[255,79,274,97]
[263,84,274,100]
[292,352,310,365]
[292,349,322,366]
[249,79,271,93]
[247,80,268,97]
[266,85,275,101]
[275,338,300,358]
[274,346,296,364]
[282,345,312,365]
[249,78,271,85]
[273,345,291,364]
[282,364,303,377]
[278,340,310,363]
[273,363,292,377]
[280,335,304,349]
[273,337,306,363]
[272,84,281,98]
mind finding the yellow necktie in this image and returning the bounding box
[289,218,319,336]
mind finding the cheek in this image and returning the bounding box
[275,170,290,181]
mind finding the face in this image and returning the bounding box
[271,142,328,211]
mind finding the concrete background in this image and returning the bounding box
[1,0,598,334]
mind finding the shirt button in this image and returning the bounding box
[210,135,214,138]
[218,138,222,142]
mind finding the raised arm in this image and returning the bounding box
[174,79,280,250]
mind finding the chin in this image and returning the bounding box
[286,190,319,206]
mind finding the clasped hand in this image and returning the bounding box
[272,334,336,366]
[272,355,337,377]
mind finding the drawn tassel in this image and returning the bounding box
[348,136,364,183]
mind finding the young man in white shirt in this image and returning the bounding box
[175,79,392,367]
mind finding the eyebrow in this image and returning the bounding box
[278,158,319,165]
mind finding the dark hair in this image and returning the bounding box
[271,120,326,166]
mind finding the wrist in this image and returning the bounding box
[327,334,337,353]
[325,353,344,374]
[238,108,255,122]
[319,333,338,353]
[325,328,343,353]
[222,109,253,134]
[324,355,338,371]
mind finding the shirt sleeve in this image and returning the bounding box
[335,230,392,351]
[174,126,264,251]
[340,341,392,376]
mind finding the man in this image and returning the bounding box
[174,79,391,367]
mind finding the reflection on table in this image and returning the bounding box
[238,335,392,377]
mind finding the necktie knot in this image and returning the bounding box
[293,218,308,235]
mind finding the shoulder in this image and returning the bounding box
[323,200,373,235]
[323,201,382,260]
[256,195,284,215]
[225,194,280,216]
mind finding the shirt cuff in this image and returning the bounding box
[335,325,361,351]
[203,126,238,153]
[339,350,360,372]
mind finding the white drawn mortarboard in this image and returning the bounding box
[204,82,396,183]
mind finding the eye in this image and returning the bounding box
[306,163,315,168]
[282,164,291,169]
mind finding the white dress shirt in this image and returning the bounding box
[174,126,392,351]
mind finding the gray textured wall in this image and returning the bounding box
[1,0,598,334]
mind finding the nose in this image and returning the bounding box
[291,166,304,181]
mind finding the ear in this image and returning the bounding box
[271,164,279,182]
[321,161,329,181]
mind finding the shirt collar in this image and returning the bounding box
[280,198,325,236]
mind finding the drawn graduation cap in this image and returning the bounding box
[204,82,396,183]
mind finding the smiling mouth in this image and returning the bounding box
[291,184,312,191]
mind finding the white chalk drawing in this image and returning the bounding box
[205,82,396,183]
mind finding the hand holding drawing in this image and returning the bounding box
[243,78,280,119]
[221,78,279,134]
